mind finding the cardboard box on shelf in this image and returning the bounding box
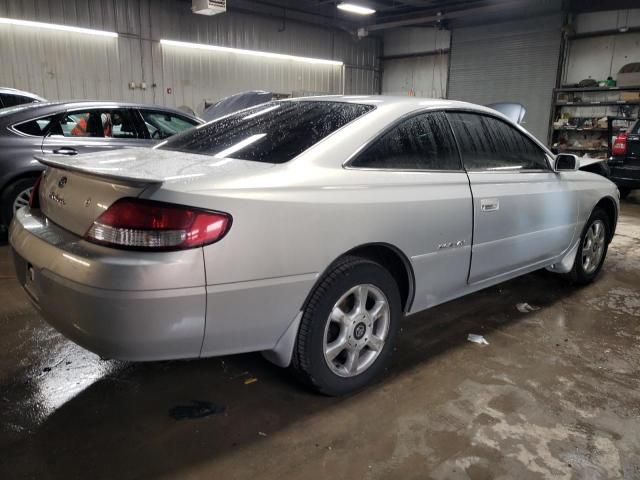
[617,63,640,87]
[620,91,640,102]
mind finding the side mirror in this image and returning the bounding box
[555,153,580,172]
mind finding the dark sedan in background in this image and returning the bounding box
[0,101,202,230]
[0,87,46,108]
[610,120,640,199]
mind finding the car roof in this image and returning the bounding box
[286,94,511,119]
[283,95,552,159]
[0,100,201,126]
[39,100,196,114]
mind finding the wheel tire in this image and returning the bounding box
[1,177,38,229]
[291,256,401,396]
[567,207,610,285]
[618,187,631,200]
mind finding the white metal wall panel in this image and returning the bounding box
[574,9,640,34]
[564,33,640,85]
[158,44,344,110]
[0,24,122,101]
[344,66,379,95]
[0,0,380,109]
[448,15,563,141]
[383,27,450,57]
[382,54,448,98]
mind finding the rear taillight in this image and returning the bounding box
[85,198,231,251]
[612,133,628,156]
[28,174,43,209]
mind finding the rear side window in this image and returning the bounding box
[13,116,56,136]
[159,101,374,163]
[447,112,548,171]
[140,110,198,140]
[53,109,143,139]
[350,112,461,170]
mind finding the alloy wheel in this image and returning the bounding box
[13,187,33,212]
[582,219,606,275]
[323,284,390,378]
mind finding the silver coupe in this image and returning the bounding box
[9,96,619,395]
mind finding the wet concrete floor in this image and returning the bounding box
[1,197,640,479]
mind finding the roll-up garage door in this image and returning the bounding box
[448,14,562,142]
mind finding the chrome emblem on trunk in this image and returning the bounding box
[48,192,66,206]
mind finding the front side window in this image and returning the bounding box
[159,101,375,163]
[13,115,57,136]
[447,112,549,171]
[350,112,461,170]
[52,109,142,139]
[140,111,198,140]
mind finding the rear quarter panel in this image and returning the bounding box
[145,169,473,355]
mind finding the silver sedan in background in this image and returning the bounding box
[9,96,619,395]
[0,101,202,231]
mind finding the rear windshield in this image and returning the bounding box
[158,101,374,163]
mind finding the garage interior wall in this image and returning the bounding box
[563,9,640,85]
[447,14,563,142]
[0,0,380,112]
[381,28,449,98]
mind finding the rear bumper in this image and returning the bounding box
[609,175,640,189]
[609,157,640,189]
[9,208,207,361]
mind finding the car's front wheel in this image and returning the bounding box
[567,207,610,285]
[292,256,401,396]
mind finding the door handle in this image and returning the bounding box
[480,198,499,212]
[53,147,77,156]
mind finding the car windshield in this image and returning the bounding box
[630,120,640,134]
[158,100,375,163]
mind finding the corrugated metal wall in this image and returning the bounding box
[382,55,448,98]
[381,27,449,98]
[563,9,640,86]
[0,0,380,111]
[448,14,563,141]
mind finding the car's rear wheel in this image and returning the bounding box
[567,207,610,285]
[1,177,37,229]
[292,256,401,396]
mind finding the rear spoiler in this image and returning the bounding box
[35,154,164,185]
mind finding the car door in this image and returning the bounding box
[447,111,578,284]
[349,111,473,310]
[42,107,154,156]
[137,109,200,141]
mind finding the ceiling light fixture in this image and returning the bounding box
[160,39,343,66]
[0,17,118,37]
[337,3,376,15]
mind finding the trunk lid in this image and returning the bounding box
[35,147,275,236]
[38,168,148,237]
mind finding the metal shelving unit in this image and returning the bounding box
[549,86,640,158]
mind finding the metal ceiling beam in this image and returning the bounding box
[227,0,356,33]
[363,0,531,31]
